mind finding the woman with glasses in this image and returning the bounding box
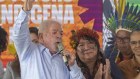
[119,28,140,79]
[70,27,112,79]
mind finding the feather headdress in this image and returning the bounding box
[104,0,140,34]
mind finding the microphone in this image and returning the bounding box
[57,43,68,64]
[57,43,70,71]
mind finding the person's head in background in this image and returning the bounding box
[29,27,39,43]
[130,28,140,57]
[38,20,62,54]
[115,29,133,55]
[0,26,8,53]
[70,27,104,78]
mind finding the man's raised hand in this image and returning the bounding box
[23,0,35,11]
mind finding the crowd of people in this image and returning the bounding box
[0,0,140,79]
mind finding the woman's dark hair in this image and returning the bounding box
[76,51,104,79]
[0,26,8,53]
[70,27,99,49]
[70,27,105,79]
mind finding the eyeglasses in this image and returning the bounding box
[116,36,130,43]
[78,45,97,52]
[130,40,140,46]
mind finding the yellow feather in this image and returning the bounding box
[114,0,118,12]
[121,0,126,18]
[118,0,126,20]
[118,0,121,20]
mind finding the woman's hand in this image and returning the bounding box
[104,59,112,79]
[63,50,76,66]
[94,64,103,79]
[94,59,112,79]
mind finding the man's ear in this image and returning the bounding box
[38,33,43,43]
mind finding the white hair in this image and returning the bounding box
[38,19,62,33]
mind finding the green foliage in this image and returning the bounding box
[127,0,140,4]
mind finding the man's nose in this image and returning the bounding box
[57,32,62,39]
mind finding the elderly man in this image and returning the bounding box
[11,0,84,79]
